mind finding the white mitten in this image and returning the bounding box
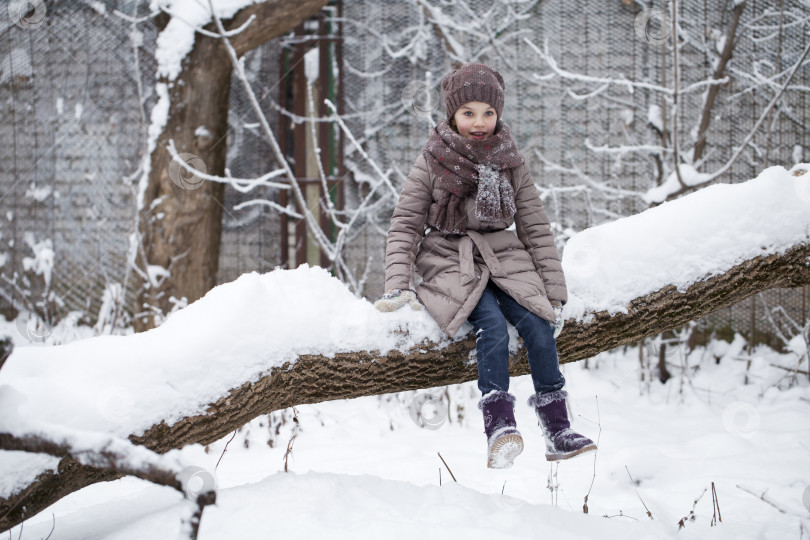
[551,302,564,339]
[374,289,422,312]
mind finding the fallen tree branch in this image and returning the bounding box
[0,433,180,489]
[0,432,215,539]
[136,243,810,451]
[2,241,807,532]
[0,456,120,532]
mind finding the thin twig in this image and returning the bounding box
[43,513,56,540]
[736,484,787,514]
[625,466,654,519]
[215,430,238,471]
[677,488,707,530]
[583,396,601,514]
[770,364,809,376]
[284,408,300,473]
[548,462,559,507]
[602,510,639,521]
[711,482,722,526]
[437,452,457,483]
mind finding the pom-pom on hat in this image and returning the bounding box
[441,63,505,121]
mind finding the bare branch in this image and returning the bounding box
[692,1,747,163]
[525,38,727,97]
[670,0,686,190]
[165,140,290,192]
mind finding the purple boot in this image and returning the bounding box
[478,391,524,469]
[528,390,596,461]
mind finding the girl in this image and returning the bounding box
[375,64,596,468]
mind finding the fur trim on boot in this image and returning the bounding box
[527,389,568,408]
[478,391,523,469]
[528,390,596,461]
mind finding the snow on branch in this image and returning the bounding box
[0,432,180,490]
[152,0,264,80]
[0,426,216,539]
[166,139,289,193]
[189,13,256,39]
[533,148,644,201]
[525,38,671,95]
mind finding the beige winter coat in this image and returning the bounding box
[384,154,567,336]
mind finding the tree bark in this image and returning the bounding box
[3,241,808,531]
[135,0,329,331]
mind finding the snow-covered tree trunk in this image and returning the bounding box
[135,23,231,331]
[2,239,808,531]
[135,0,329,331]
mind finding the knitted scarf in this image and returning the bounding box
[423,120,524,234]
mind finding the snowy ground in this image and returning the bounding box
[4,330,809,539]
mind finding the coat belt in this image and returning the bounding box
[458,231,506,285]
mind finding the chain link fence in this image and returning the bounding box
[1,0,807,347]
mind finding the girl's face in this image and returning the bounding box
[452,101,497,140]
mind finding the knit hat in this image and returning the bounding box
[441,63,505,121]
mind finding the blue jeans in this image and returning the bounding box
[468,280,566,396]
